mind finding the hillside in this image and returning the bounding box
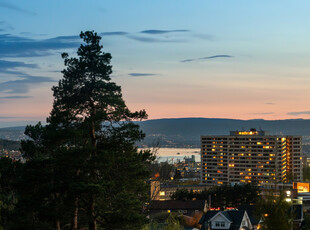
[0,126,25,141]
[138,118,310,148]
[2,118,310,148]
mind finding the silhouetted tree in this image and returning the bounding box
[257,192,292,230]
[171,184,259,208]
[19,31,153,230]
[303,165,310,181]
[302,211,310,230]
[0,158,20,229]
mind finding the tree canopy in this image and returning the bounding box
[257,192,292,230]
[171,183,259,208]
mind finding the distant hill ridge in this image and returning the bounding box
[138,118,310,147]
[139,117,310,135]
[1,118,310,147]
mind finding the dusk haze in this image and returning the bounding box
[1,1,310,128]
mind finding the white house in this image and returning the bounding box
[199,210,253,230]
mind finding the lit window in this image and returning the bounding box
[159,191,165,196]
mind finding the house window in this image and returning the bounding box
[159,191,165,196]
[215,221,225,227]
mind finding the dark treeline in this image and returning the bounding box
[171,184,259,208]
[304,166,310,181]
[0,31,153,230]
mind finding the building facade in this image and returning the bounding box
[201,129,302,185]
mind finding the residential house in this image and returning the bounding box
[199,210,253,230]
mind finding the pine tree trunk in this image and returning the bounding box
[91,120,96,148]
[89,103,97,230]
[56,220,61,230]
[73,197,79,230]
[88,221,96,230]
[88,195,96,230]
[73,168,80,230]
[90,102,97,150]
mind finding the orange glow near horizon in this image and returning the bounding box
[2,85,310,123]
[125,101,310,121]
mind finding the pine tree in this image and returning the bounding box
[20,31,153,230]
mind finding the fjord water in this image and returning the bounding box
[140,148,201,162]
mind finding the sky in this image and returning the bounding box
[1,0,310,127]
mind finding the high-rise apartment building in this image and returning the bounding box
[201,129,302,185]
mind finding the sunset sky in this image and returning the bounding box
[1,0,310,127]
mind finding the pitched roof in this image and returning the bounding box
[210,211,233,224]
[198,210,218,225]
[237,205,260,225]
[223,210,246,230]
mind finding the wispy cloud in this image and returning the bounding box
[0,34,80,57]
[287,111,310,116]
[0,116,19,119]
[0,21,14,31]
[128,29,190,43]
[0,2,36,15]
[0,96,31,99]
[265,102,274,105]
[0,60,52,97]
[0,59,38,76]
[100,32,128,36]
[0,32,135,58]
[127,35,186,43]
[181,55,234,63]
[0,29,208,57]
[128,73,158,77]
[0,60,37,70]
[140,29,190,34]
[0,75,55,94]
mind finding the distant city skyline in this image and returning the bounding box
[1,0,310,127]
